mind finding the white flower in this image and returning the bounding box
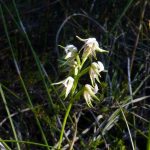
[89,61,104,85]
[64,45,77,59]
[83,84,99,107]
[82,38,99,59]
[76,36,108,61]
[52,76,74,98]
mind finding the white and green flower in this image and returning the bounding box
[82,38,99,59]
[89,61,104,85]
[76,36,108,61]
[52,76,74,99]
[64,45,77,60]
[83,84,99,107]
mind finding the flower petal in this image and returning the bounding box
[97,61,104,72]
[65,77,74,98]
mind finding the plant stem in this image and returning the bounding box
[58,98,74,149]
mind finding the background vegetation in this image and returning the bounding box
[0,0,150,149]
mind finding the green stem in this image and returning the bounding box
[58,98,74,149]
[76,55,81,67]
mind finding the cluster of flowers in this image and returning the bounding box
[52,36,108,107]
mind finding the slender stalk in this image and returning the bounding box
[0,139,53,149]
[0,85,21,150]
[58,98,74,149]
[0,138,12,150]
[147,124,150,150]
[117,101,135,150]
[127,57,136,147]
[69,115,77,150]
[130,0,147,72]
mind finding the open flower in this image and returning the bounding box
[64,45,77,60]
[83,84,99,107]
[89,61,104,85]
[76,36,108,61]
[52,76,74,99]
[82,38,99,59]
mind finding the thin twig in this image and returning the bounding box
[69,114,77,150]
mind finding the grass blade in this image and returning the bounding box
[147,124,150,150]
[0,84,21,150]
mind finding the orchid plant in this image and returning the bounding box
[52,36,108,149]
